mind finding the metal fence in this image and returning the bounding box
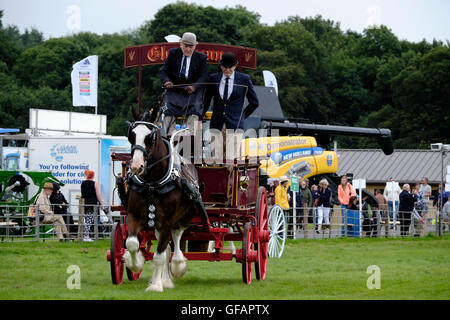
[0,204,117,243]
[1,203,448,242]
[284,206,449,239]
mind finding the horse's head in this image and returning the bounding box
[128,110,160,175]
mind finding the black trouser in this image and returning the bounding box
[399,211,412,236]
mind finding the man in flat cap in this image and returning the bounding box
[160,32,208,137]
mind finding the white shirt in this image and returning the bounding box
[179,55,192,78]
[219,71,235,100]
[419,184,432,202]
[383,181,401,202]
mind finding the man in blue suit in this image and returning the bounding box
[203,52,259,162]
[204,52,259,130]
[160,32,208,136]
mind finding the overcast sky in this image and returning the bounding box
[1,0,449,43]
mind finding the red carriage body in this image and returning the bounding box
[107,153,270,285]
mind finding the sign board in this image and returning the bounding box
[29,109,106,135]
[28,135,130,219]
[124,42,257,69]
[353,179,366,189]
[290,176,299,192]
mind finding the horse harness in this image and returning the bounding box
[119,121,208,227]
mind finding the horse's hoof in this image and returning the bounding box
[170,259,187,279]
[145,283,163,292]
[163,277,175,289]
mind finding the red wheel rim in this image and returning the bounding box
[126,267,142,281]
[255,187,269,280]
[110,223,124,285]
[242,222,253,284]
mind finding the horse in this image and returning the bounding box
[123,108,201,292]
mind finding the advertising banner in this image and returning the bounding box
[71,55,98,107]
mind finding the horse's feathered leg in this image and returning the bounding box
[170,228,187,278]
[146,228,174,292]
[122,213,144,273]
[123,236,144,273]
[162,246,175,288]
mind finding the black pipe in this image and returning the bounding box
[260,120,394,155]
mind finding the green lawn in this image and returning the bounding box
[0,235,449,300]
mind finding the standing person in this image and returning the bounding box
[337,175,356,224]
[374,189,389,236]
[398,184,418,236]
[413,183,425,237]
[383,177,401,221]
[300,180,313,236]
[316,179,332,234]
[374,189,387,220]
[275,176,291,235]
[275,176,290,210]
[442,197,450,231]
[346,196,359,237]
[160,32,208,138]
[311,184,319,224]
[419,178,432,215]
[36,182,73,242]
[81,170,104,242]
[49,182,75,234]
[204,52,259,161]
[361,196,377,237]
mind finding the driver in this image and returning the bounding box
[160,32,208,137]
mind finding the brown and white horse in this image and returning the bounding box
[124,110,198,292]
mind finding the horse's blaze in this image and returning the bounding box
[131,125,151,171]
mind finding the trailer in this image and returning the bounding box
[25,109,131,219]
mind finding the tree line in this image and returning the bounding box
[0,2,449,149]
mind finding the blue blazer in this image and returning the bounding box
[204,71,259,130]
[160,48,208,88]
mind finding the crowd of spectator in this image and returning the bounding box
[272,174,449,238]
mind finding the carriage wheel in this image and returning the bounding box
[255,187,269,280]
[110,223,124,285]
[242,222,254,284]
[268,205,286,258]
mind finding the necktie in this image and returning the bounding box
[223,77,230,101]
[180,56,187,78]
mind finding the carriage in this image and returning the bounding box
[105,42,289,287]
[106,152,286,285]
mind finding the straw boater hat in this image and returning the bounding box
[180,32,198,46]
[280,176,289,183]
[43,182,53,190]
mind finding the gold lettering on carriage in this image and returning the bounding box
[181,304,216,317]
[147,46,169,62]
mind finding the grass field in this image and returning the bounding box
[0,235,449,300]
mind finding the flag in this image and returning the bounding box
[262,70,278,96]
[71,55,98,107]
